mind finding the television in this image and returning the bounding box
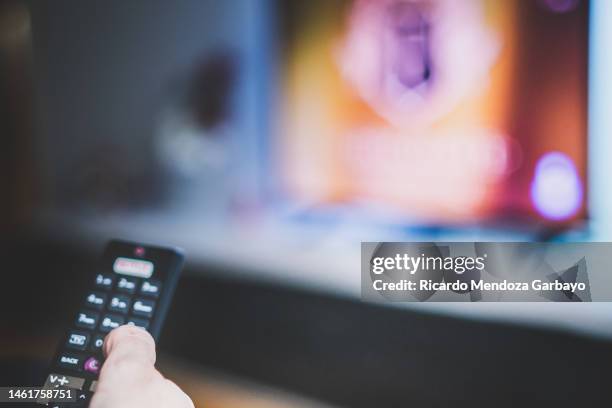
[274,0,589,228]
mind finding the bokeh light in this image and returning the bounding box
[530,152,583,220]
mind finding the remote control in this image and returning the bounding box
[39,240,184,407]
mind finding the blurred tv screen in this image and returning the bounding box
[274,0,588,227]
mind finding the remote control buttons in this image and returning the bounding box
[132,299,155,318]
[43,373,85,389]
[91,334,105,352]
[126,317,149,330]
[108,295,131,314]
[140,280,161,297]
[40,373,86,405]
[66,331,90,351]
[99,314,125,332]
[94,273,114,290]
[83,356,101,374]
[116,277,137,294]
[85,292,107,310]
[75,390,92,406]
[76,311,99,330]
[58,352,83,371]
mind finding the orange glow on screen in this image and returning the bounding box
[277,0,587,225]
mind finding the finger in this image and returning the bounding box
[99,325,158,385]
[103,324,156,365]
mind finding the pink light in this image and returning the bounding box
[336,0,500,128]
[530,152,582,220]
[540,0,580,13]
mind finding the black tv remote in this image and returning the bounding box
[39,240,184,407]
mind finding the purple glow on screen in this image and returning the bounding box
[540,0,580,13]
[530,152,582,220]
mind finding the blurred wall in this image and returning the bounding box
[26,0,268,215]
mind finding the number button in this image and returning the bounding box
[126,317,149,331]
[90,334,105,352]
[94,274,114,290]
[75,311,99,330]
[140,280,161,297]
[85,292,107,310]
[116,277,137,294]
[132,299,155,318]
[108,295,131,314]
[99,314,125,332]
[66,331,90,351]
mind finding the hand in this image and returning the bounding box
[89,325,194,408]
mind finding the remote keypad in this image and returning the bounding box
[108,295,130,313]
[90,334,105,353]
[42,240,184,407]
[94,274,114,290]
[75,311,99,330]
[84,292,106,310]
[116,277,137,294]
[66,331,90,351]
[140,279,162,297]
